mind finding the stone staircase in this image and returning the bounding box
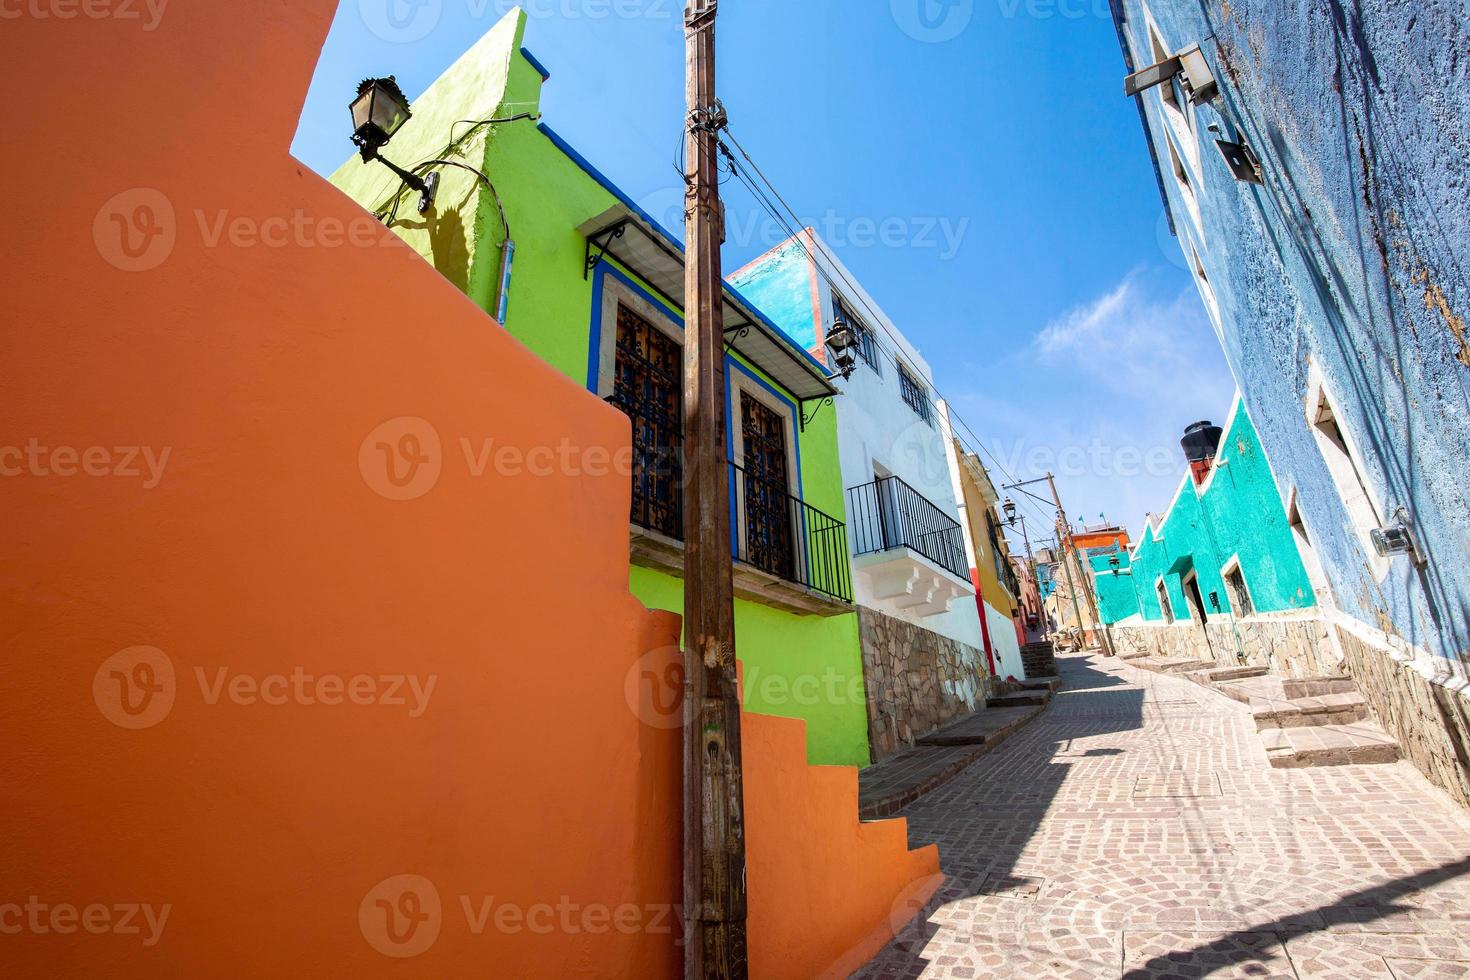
[1121,654,1401,769]
[857,677,1057,819]
[1021,641,1057,679]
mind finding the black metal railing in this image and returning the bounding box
[608,396,854,604]
[846,475,969,580]
[729,461,853,604]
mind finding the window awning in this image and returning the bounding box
[578,204,839,401]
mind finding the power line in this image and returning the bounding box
[719,124,1031,496]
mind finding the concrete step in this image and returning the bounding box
[1180,663,1271,687]
[1207,666,1271,682]
[1252,692,1370,731]
[986,691,1048,709]
[1261,721,1400,768]
[1153,657,1215,674]
[1282,676,1358,699]
[916,705,1042,747]
[1018,676,1061,693]
[1216,676,1287,705]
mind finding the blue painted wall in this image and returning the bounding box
[731,242,818,350]
[1111,0,1470,666]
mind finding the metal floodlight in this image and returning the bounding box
[1371,508,1427,567]
[349,76,438,215]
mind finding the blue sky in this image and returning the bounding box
[292,0,1237,546]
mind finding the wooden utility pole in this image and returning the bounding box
[681,1,747,977]
[1046,473,1114,657]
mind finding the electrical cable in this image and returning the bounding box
[722,129,1029,497]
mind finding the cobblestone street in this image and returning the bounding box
[856,651,1470,979]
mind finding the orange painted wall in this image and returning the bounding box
[1072,529,1132,553]
[0,3,935,975]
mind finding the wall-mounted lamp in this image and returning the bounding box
[1003,498,1018,524]
[825,317,857,379]
[350,76,438,215]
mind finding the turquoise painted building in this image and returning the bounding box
[1096,396,1316,626]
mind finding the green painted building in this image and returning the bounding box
[328,10,870,766]
[1093,396,1318,627]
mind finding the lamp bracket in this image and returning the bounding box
[799,396,834,432]
[584,221,629,279]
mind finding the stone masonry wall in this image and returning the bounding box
[1111,617,1343,679]
[858,606,990,764]
[1337,628,1470,811]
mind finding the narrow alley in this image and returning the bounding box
[857,652,1470,979]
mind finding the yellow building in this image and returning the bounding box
[944,435,1025,680]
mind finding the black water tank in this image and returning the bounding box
[1181,421,1223,463]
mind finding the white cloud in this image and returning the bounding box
[941,271,1240,540]
[1033,271,1234,405]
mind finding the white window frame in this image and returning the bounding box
[1285,486,1332,602]
[1219,554,1255,619]
[1304,364,1390,581]
[1181,568,1208,624]
[1141,4,1202,175]
[1189,238,1220,328]
[729,371,802,563]
[1155,576,1176,624]
[593,273,682,400]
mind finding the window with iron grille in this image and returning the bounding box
[1225,564,1254,617]
[1156,580,1175,624]
[897,361,932,424]
[610,303,683,540]
[832,298,879,374]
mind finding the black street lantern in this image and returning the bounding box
[349,76,437,215]
[1003,498,1017,523]
[1109,554,1120,569]
[350,77,412,160]
[826,317,858,379]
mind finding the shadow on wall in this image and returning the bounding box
[0,3,935,976]
[1207,0,1470,663]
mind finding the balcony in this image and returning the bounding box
[611,396,854,615]
[846,476,974,618]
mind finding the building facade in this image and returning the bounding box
[732,231,993,762]
[330,13,871,766]
[1096,396,1335,675]
[1112,0,1470,805]
[944,434,1026,681]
